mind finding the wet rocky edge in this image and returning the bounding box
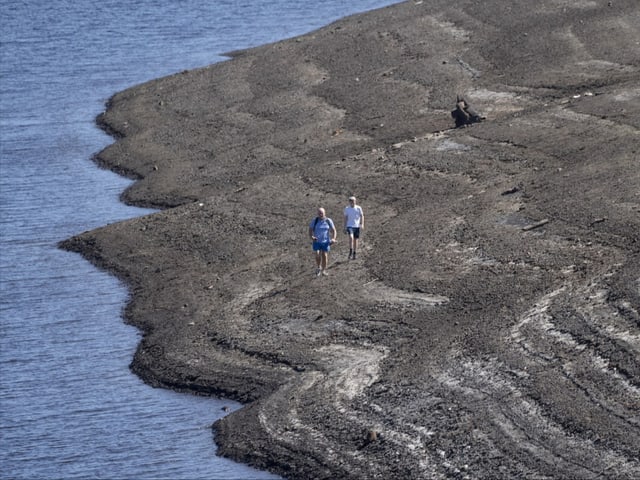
[60,1,640,478]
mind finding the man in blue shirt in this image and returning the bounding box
[309,207,337,276]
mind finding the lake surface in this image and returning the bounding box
[0,0,396,478]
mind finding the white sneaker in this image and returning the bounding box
[316,268,322,276]
[321,270,329,276]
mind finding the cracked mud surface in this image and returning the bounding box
[61,1,639,478]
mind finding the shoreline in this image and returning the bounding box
[61,1,640,478]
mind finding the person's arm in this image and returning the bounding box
[309,225,316,241]
[343,212,348,232]
[360,208,365,230]
[330,222,337,243]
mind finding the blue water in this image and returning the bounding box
[0,0,396,478]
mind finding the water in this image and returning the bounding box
[0,0,397,478]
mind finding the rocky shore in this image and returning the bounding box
[61,1,640,478]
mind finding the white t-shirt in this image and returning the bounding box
[344,205,363,228]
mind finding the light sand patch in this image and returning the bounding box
[364,280,449,310]
[507,273,640,424]
[317,344,388,403]
[255,343,388,472]
[435,139,471,152]
[468,88,534,116]
[546,0,598,10]
[437,358,639,476]
[427,16,471,42]
[614,87,640,103]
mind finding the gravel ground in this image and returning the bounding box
[61,1,640,478]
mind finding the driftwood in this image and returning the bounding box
[522,218,550,231]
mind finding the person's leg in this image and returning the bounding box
[314,248,322,274]
[347,227,355,258]
[349,234,355,257]
[321,251,328,271]
[352,228,360,259]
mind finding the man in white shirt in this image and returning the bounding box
[343,196,364,260]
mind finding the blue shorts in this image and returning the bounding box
[312,241,331,252]
[346,227,360,239]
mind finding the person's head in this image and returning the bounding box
[348,196,356,205]
[317,207,326,218]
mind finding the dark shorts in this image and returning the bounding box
[312,241,331,252]
[346,227,360,239]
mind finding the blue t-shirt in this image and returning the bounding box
[310,217,334,243]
